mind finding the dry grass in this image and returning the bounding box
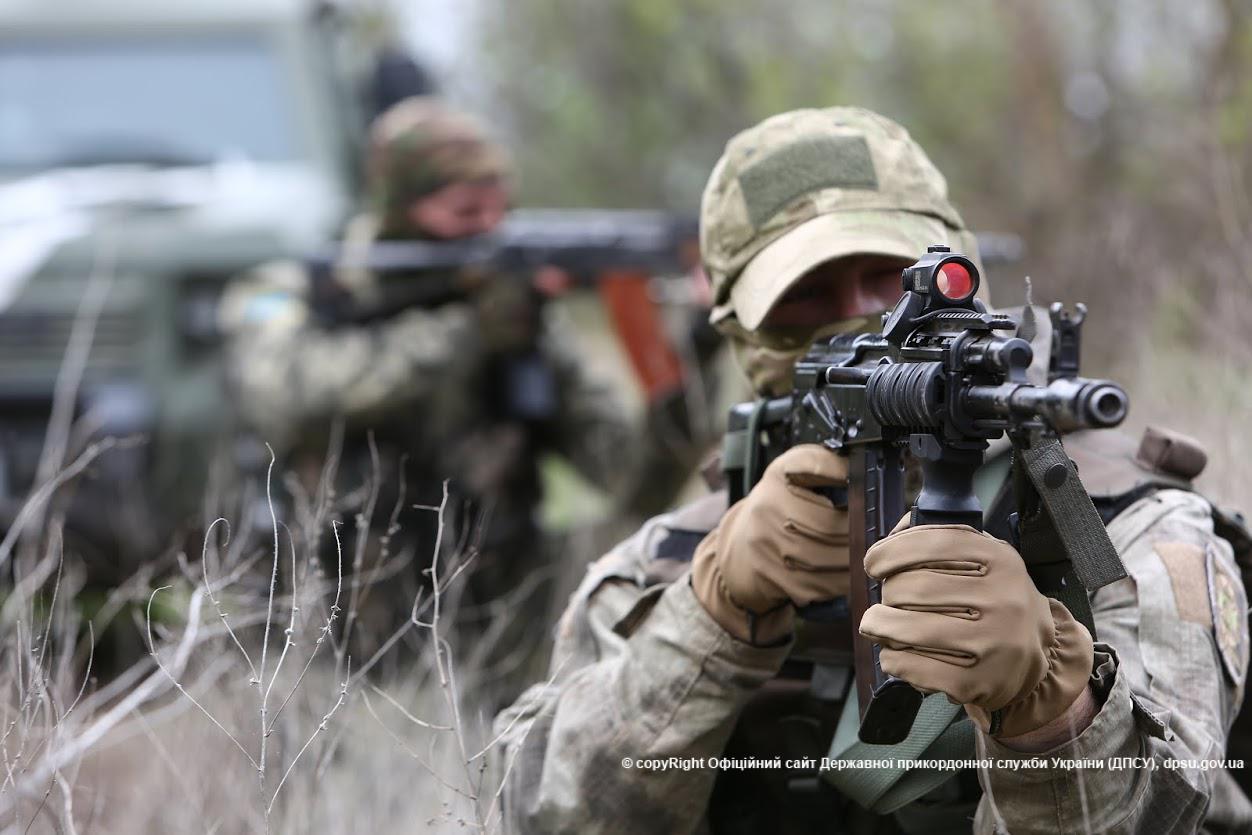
[0,436,555,834]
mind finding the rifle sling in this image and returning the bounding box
[1011,435,1128,638]
[822,686,973,814]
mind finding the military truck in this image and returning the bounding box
[0,0,429,573]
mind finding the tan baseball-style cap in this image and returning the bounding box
[700,107,981,330]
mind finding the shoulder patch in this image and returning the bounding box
[1209,545,1249,685]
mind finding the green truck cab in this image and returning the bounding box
[0,0,422,571]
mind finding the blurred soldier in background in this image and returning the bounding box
[494,107,1252,833]
[220,97,689,694]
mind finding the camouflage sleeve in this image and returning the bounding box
[492,507,787,834]
[975,489,1252,833]
[220,260,476,448]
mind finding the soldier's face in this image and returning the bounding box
[406,178,510,239]
[760,254,911,331]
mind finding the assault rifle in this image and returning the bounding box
[305,209,709,402]
[723,246,1129,745]
[305,209,702,325]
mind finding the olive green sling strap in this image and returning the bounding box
[821,686,975,814]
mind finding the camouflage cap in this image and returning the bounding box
[368,96,512,237]
[701,107,980,330]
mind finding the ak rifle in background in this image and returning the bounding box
[306,210,703,400]
[306,209,702,324]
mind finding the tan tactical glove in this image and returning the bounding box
[692,445,849,646]
[858,523,1094,737]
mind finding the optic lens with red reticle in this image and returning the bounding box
[936,261,974,300]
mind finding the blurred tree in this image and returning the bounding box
[478,0,843,208]
[475,0,1252,331]
[476,0,1043,222]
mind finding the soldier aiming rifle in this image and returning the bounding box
[495,106,1251,833]
[220,97,714,700]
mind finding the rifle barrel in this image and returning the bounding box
[964,378,1128,431]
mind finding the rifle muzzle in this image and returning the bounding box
[964,378,1129,431]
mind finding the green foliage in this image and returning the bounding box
[475,0,1071,217]
[475,0,1252,346]
[479,0,849,208]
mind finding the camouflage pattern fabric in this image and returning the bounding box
[492,454,1252,833]
[699,107,984,333]
[366,97,512,239]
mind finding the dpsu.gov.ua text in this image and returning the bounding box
[619,756,1247,773]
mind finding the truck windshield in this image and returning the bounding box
[0,35,298,170]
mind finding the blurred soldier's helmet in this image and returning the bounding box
[699,106,982,395]
[367,96,512,238]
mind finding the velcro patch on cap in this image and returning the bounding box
[738,136,878,229]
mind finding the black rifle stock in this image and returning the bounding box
[724,246,1129,745]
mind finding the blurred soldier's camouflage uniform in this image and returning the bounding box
[220,98,636,683]
[494,108,1252,833]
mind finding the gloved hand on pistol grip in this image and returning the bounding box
[857,523,1094,737]
[691,444,849,646]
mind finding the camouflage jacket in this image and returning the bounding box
[493,429,1252,834]
[219,215,633,551]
